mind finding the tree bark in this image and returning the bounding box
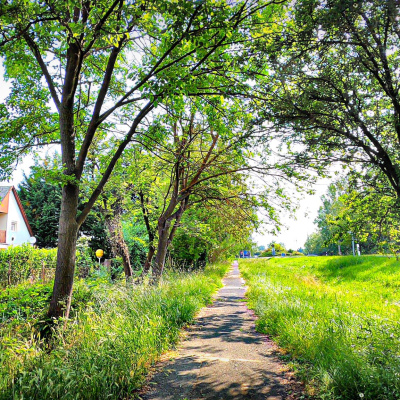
[139,189,156,276]
[47,39,82,320]
[152,196,188,280]
[104,211,133,280]
[47,183,79,319]
[152,218,171,280]
[142,244,155,275]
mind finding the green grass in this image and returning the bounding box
[240,256,400,400]
[0,262,230,399]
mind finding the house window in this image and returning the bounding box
[11,221,17,231]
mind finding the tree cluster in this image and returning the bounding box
[3,0,400,320]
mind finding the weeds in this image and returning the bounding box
[0,262,229,399]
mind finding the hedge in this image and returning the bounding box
[0,245,57,288]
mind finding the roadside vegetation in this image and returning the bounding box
[240,256,400,400]
[0,262,229,400]
[1,1,400,398]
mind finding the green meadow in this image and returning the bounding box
[240,256,400,400]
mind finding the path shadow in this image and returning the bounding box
[142,354,288,400]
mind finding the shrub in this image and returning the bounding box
[0,242,100,287]
[0,245,57,287]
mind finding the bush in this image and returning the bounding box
[0,280,94,326]
[76,236,97,278]
[0,245,57,287]
[0,283,53,324]
[0,242,101,286]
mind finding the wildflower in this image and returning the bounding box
[359,394,364,398]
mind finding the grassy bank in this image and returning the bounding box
[240,256,400,400]
[0,262,229,399]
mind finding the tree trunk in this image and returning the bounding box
[151,196,188,280]
[47,41,82,320]
[47,184,79,319]
[139,189,155,276]
[104,212,133,280]
[142,244,155,275]
[152,218,171,280]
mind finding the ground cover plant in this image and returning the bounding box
[0,262,229,399]
[240,256,400,400]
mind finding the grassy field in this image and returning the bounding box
[0,263,229,399]
[240,256,400,400]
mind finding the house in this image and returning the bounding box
[0,186,34,249]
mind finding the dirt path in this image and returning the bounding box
[141,261,302,400]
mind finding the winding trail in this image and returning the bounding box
[142,261,302,400]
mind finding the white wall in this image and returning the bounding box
[6,191,31,246]
[0,213,7,230]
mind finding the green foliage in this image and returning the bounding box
[0,283,52,324]
[305,180,400,255]
[304,232,329,255]
[122,222,148,270]
[0,245,56,287]
[18,167,61,248]
[169,229,208,269]
[0,262,230,399]
[18,160,111,251]
[241,256,400,399]
[0,242,99,286]
[260,242,287,257]
[0,279,94,327]
[256,0,400,205]
[75,236,97,278]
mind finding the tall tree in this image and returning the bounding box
[124,100,295,279]
[255,0,400,204]
[0,0,283,318]
[18,158,109,251]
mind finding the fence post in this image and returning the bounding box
[7,260,11,286]
[41,261,46,283]
[29,258,34,284]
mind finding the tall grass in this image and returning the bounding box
[0,262,229,399]
[240,256,400,400]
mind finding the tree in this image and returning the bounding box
[304,233,325,255]
[18,158,110,251]
[305,182,353,255]
[18,165,61,248]
[321,178,400,254]
[169,180,260,267]
[101,192,133,279]
[305,177,400,255]
[314,183,348,255]
[255,0,400,208]
[0,0,283,318]
[126,103,274,279]
[112,88,307,279]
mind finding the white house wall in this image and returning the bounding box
[6,191,31,245]
[0,214,7,230]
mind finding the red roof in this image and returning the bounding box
[0,186,33,236]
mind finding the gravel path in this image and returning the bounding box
[141,261,302,400]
